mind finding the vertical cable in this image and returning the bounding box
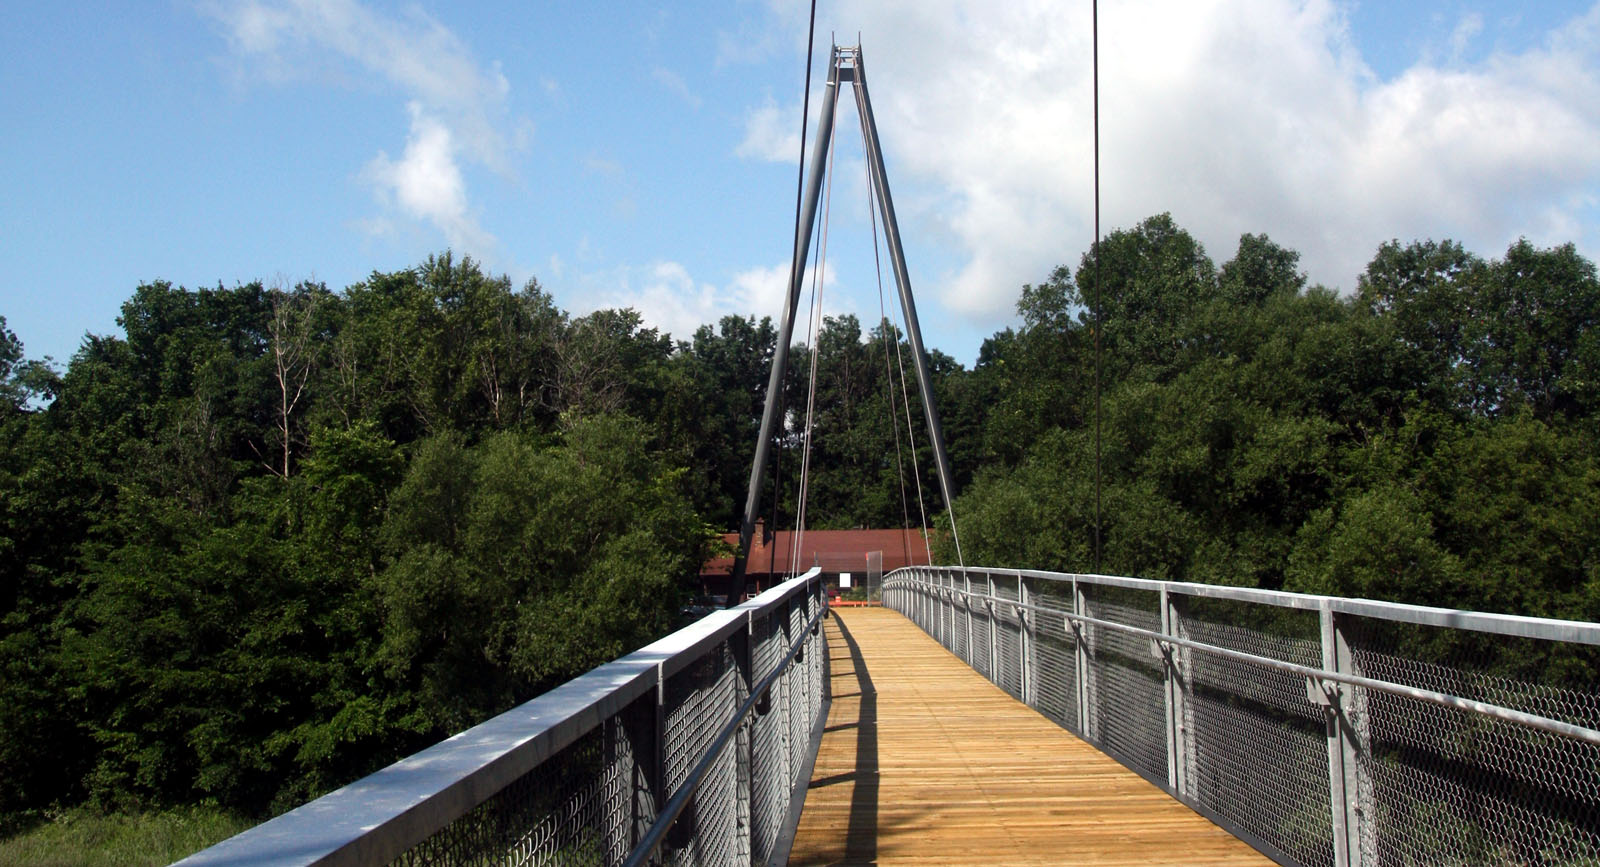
[865,138,916,571]
[851,67,939,568]
[774,0,819,584]
[790,2,819,284]
[1092,0,1104,572]
[791,92,839,578]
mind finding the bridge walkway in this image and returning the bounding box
[788,607,1271,866]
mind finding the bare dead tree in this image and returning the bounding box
[257,285,321,479]
[546,318,626,420]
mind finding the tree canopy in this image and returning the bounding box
[4,222,1598,827]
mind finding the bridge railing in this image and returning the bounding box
[884,566,1600,867]
[180,567,829,867]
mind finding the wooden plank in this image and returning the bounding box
[788,607,1273,866]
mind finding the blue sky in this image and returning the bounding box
[3,0,1598,370]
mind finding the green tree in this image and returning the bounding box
[1459,240,1600,420]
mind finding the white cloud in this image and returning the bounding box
[204,0,520,255]
[737,96,802,162]
[737,0,1600,318]
[1448,13,1484,62]
[569,260,843,343]
[364,103,493,252]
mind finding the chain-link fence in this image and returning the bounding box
[884,566,1600,867]
[179,569,830,867]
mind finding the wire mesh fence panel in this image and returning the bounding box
[1178,597,1334,867]
[183,572,837,867]
[938,585,948,638]
[951,595,970,662]
[391,726,611,867]
[1081,584,1168,786]
[1035,626,1080,732]
[787,599,809,794]
[795,591,827,786]
[992,575,1024,700]
[748,612,786,865]
[881,567,1600,867]
[1023,579,1079,732]
[1349,620,1600,866]
[660,644,739,867]
[970,596,995,681]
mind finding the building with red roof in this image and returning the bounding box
[699,519,933,601]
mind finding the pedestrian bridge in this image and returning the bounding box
[180,566,1600,866]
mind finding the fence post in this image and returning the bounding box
[1074,579,1094,740]
[606,685,659,863]
[1158,586,1190,799]
[652,661,669,857]
[964,570,975,667]
[779,601,793,823]
[1318,605,1369,867]
[922,569,930,629]
[986,572,999,681]
[1019,577,1033,706]
[934,575,947,649]
[732,622,753,864]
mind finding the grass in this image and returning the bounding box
[0,806,254,866]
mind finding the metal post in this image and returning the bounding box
[847,50,961,519]
[1020,578,1033,706]
[921,566,934,630]
[653,661,669,854]
[778,603,793,819]
[607,690,659,861]
[1318,605,1369,867]
[1074,580,1094,739]
[1158,587,1190,798]
[938,571,948,647]
[979,575,992,684]
[965,571,975,667]
[732,628,753,864]
[730,52,844,601]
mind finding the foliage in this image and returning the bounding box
[946,221,1600,626]
[0,805,251,867]
[4,219,1599,837]
[0,256,714,825]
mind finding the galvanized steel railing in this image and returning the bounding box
[883,566,1600,867]
[179,568,830,867]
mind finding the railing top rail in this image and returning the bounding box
[623,586,829,867]
[922,581,1600,747]
[894,565,1600,646]
[177,568,824,867]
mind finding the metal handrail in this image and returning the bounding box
[884,564,1600,867]
[896,564,1600,644]
[623,600,828,867]
[179,568,828,867]
[892,578,1600,747]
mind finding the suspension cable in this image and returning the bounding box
[790,89,840,577]
[889,323,934,566]
[763,0,817,588]
[865,151,915,571]
[790,212,823,577]
[850,72,958,572]
[1093,0,1103,571]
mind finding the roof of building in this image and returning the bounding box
[702,525,933,576]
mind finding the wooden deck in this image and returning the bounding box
[787,607,1272,866]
